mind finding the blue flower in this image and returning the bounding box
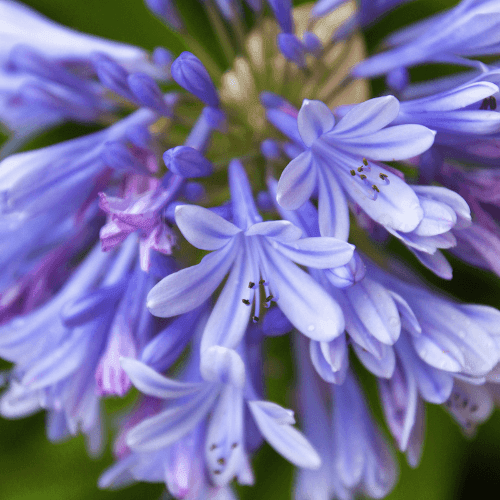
[354,0,500,78]
[147,159,354,349]
[275,97,435,240]
[120,344,321,489]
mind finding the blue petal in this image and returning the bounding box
[332,96,400,137]
[309,336,348,384]
[274,237,354,269]
[199,249,253,352]
[245,220,303,241]
[333,124,436,161]
[297,100,335,147]
[276,151,317,211]
[175,205,241,250]
[147,239,238,317]
[121,358,205,398]
[409,248,453,280]
[345,278,401,345]
[200,346,246,388]
[264,245,345,341]
[317,166,349,240]
[248,400,321,469]
[126,385,219,451]
[352,342,396,379]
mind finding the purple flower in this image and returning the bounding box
[147,159,354,350]
[276,97,435,240]
[354,0,500,78]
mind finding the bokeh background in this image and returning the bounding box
[1,0,499,498]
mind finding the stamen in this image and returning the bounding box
[217,458,226,465]
[350,169,356,176]
[362,157,368,166]
[480,98,489,110]
[265,295,274,302]
[252,315,259,323]
[490,96,497,110]
[359,174,367,180]
[357,166,363,172]
[470,404,478,413]
[213,470,222,475]
[248,281,255,288]
[210,444,217,451]
[231,442,238,449]
[372,185,380,193]
[259,279,266,285]
[242,299,251,305]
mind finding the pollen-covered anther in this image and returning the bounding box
[350,169,356,176]
[242,299,251,305]
[357,166,364,172]
[362,157,368,166]
[217,458,226,465]
[379,172,390,184]
[359,174,367,180]
[248,281,255,289]
[252,315,259,323]
[372,185,380,193]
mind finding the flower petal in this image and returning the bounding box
[245,220,303,241]
[126,386,219,452]
[274,237,354,269]
[276,151,317,211]
[248,400,321,469]
[332,96,400,137]
[200,346,246,388]
[200,249,253,352]
[334,124,436,161]
[147,239,238,317]
[264,245,345,341]
[121,358,205,398]
[297,100,335,147]
[175,204,241,250]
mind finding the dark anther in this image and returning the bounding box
[210,444,217,451]
[446,400,452,408]
[480,98,489,110]
[465,421,472,429]
[462,399,468,409]
[217,458,226,465]
[252,316,259,323]
[259,279,265,285]
[379,173,388,180]
[357,166,364,172]
[231,443,238,449]
[453,393,460,400]
[470,404,479,413]
[248,281,255,289]
[350,169,356,176]
[490,96,497,110]
[363,158,368,166]
[265,295,274,302]
[242,299,251,305]
[213,470,222,475]
[359,174,367,180]
[372,185,380,192]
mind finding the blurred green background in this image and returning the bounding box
[1,0,500,499]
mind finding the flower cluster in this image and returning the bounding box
[1,0,500,498]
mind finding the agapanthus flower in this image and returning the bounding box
[2,0,500,498]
